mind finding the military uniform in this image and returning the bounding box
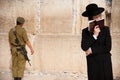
[9,17,28,78]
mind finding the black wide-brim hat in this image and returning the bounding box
[82,3,104,17]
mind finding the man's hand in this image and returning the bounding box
[93,25,101,37]
[85,48,92,56]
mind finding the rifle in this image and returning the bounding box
[13,28,31,66]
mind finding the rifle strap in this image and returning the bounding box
[13,27,21,46]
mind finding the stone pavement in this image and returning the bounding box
[0,71,120,80]
[0,71,87,80]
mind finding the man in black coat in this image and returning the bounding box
[81,3,113,80]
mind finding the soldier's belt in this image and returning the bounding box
[17,48,22,51]
[11,44,25,47]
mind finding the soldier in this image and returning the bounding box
[9,17,34,80]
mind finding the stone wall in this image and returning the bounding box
[0,0,120,80]
[111,0,120,77]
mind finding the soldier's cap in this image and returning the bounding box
[17,17,25,24]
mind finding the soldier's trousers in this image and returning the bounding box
[11,47,26,77]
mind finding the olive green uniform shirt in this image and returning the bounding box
[9,25,28,46]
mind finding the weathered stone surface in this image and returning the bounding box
[0,71,88,80]
[40,0,73,34]
[111,0,120,76]
[0,71,119,80]
[0,0,37,33]
[111,36,120,76]
[33,35,87,73]
[111,0,120,33]
[0,34,11,71]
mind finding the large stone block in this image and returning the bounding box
[40,0,73,34]
[111,0,120,76]
[0,34,11,71]
[111,0,120,33]
[33,35,87,73]
[0,0,37,33]
[111,36,120,76]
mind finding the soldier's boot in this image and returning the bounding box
[14,77,18,80]
[17,77,21,80]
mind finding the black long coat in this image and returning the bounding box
[81,26,113,80]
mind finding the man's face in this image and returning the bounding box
[92,14,102,21]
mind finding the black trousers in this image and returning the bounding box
[87,54,113,80]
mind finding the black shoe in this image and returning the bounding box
[14,77,18,80]
[17,77,21,80]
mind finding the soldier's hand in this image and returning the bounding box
[31,49,34,55]
[26,40,34,55]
